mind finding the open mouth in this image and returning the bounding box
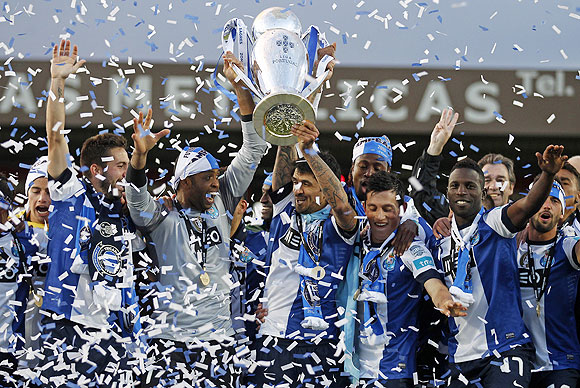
[296,197,307,206]
[455,200,470,205]
[35,206,49,216]
[539,212,552,221]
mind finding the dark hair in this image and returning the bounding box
[450,158,485,188]
[294,151,341,180]
[561,162,580,191]
[366,171,405,206]
[80,133,127,178]
[477,153,516,184]
[0,173,15,208]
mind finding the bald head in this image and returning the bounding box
[568,156,580,173]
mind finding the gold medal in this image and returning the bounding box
[536,303,541,317]
[199,272,210,286]
[311,265,325,280]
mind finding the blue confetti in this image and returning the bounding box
[469,144,479,152]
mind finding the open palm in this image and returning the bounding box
[132,108,170,154]
[51,40,86,80]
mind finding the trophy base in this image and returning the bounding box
[253,93,315,146]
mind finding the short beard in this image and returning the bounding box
[530,216,558,234]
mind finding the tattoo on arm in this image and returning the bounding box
[57,87,63,99]
[272,146,296,190]
[307,153,357,231]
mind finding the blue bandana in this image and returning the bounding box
[351,136,392,166]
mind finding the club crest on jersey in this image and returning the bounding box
[540,250,554,267]
[92,241,123,276]
[383,252,397,272]
[98,222,118,238]
[206,205,219,220]
[192,217,203,233]
[519,251,530,268]
[79,225,92,250]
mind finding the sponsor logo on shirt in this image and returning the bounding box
[413,256,434,270]
[280,227,301,250]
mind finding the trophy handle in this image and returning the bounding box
[301,69,329,99]
[231,64,264,100]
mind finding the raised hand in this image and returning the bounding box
[314,42,337,82]
[536,145,567,175]
[131,109,170,155]
[223,51,245,88]
[291,120,319,151]
[50,40,86,80]
[427,108,459,156]
[131,109,170,170]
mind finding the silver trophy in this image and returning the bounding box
[221,7,330,145]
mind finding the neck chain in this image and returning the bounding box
[526,236,557,317]
[175,199,210,286]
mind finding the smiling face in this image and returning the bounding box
[178,169,220,211]
[91,147,130,198]
[27,177,51,224]
[448,168,484,225]
[530,196,563,234]
[364,189,400,244]
[260,184,273,222]
[292,169,326,214]
[350,154,390,200]
[482,163,514,208]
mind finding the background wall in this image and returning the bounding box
[1,0,579,200]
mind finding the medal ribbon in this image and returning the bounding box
[448,207,484,306]
[295,206,330,330]
[174,199,208,275]
[358,230,395,346]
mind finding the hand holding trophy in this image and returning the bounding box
[221,7,334,145]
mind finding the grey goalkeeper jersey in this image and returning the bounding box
[126,119,267,342]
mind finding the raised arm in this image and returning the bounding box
[411,108,458,225]
[223,51,255,116]
[507,145,567,229]
[271,145,297,192]
[46,40,86,178]
[292,120,356,232]
[125,109,170,230]
[130,109,170,170]
[307,43,336,104]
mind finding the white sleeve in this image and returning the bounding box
[330,216,358,245]
[401,240,438,279]
[483,205,518,239]
[272,183,294,218]
[48,168,84,202]
[562,236,580,271]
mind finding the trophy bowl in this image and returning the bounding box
[251,28,315,146]
[252,7,302,41]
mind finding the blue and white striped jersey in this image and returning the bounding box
[435,204,530,363]
[518,235,580,371]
